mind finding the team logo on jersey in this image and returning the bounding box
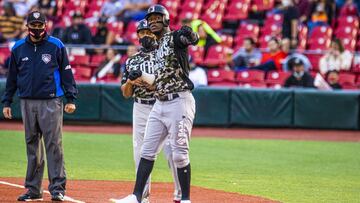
[42,54,51,64]
[33,12,40,19]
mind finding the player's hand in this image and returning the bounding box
[3,107,12,119]
[64,103,76,114]
[179,25,193,37]
[128,78,143,86]
[129,69,142,81]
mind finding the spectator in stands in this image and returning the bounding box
[38,0,57,20]
[92,16,109,45]
[229,37,262,71]
[325,70,342,89]
[189,57,208,87]
[182,19,222,51]
[4,0,38,17]
[63,11,92,45]
[283,53,312,72]
[0,2,24,43]
[295,0,312,23]
[91,49,122,83]
[252,37,287,71]
[284,58,315,88]
[101,0,151,23]
[319,38,353,74]
[307,0,335,29]
[281,0,299,48]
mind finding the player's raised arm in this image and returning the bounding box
[175,25,199,48]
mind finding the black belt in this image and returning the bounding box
[156,93,179,101]
[134,98,156,105]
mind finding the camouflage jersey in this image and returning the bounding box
[122,48,157,99]
[154,31,194,97]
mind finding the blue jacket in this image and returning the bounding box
[2,35,77,107]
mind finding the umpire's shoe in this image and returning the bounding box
[51,193,65,201]
[17,192,43,201]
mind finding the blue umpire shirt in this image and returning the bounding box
[1,35,77,107]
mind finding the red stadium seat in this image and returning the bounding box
[264,13,283,25]
[200,1,226,30]
[188,45,205,65]
[220,34,234,47]
[308,38,331,51]
[336,16,359,28]
[335,26,358,39]
[305,53,323,72]
[236,69,265,83]
[235,23,260,47]
[339,3,359,16]
[161,0,179,19]
[339,72,356,86]
[298,25,308,41]
[341,38,356,52]
[207,69,236,83]
[69,55,90,66]
[124,21,139,44]
[107,21,124,35]
[309,26,333,39]
[73,67,92,80]
[90,55,106,67]
[223,1,249,21]
[297,38,307,52]
[261,24,282,36]
[178,10,201,20]
[265,71,291,86]
[204,45,232,67]
[251,0,275,11]
[258,34,273,49]
[181,0,203,13]
[88,0,107,10]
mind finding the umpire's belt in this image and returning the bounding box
[134,98,156,105]
[156,93,179,102]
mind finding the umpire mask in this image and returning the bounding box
[140,36,156,50]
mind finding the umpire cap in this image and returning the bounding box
[137,19,150,33]
[145,4,170,26]
[27,11,46,24]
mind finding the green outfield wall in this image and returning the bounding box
[0,82,359,130]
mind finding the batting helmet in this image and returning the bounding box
[137,19,149,33]
[145,4,170,27]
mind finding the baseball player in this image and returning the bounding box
[1,11,77,201]
[118,20,182,203]
[113,4,199,203]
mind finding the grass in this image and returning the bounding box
[0,130,359,203]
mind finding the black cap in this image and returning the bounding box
[27,11,46,24]
[293,58,304,66]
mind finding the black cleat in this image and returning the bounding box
[51,193,65,201]
[17,193,43,201]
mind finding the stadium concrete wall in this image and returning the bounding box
[0,82,359,130]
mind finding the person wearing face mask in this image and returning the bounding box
[284,58,315,88]
[116,19,182,203]
[62,11,92,45]
[1,11,77,201]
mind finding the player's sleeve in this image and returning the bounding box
[121,58,130,85]
[58,45,78,104]
[1,52,18,107]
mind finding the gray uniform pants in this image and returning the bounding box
[133,101,181,200]
[20,98,66,196]
[141,91,195,170]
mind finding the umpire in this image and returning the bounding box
[1,11,77,201]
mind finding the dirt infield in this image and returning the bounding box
[1,121,359,142]
[0,177,279,203]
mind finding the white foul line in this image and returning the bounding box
[0,180,86,203]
